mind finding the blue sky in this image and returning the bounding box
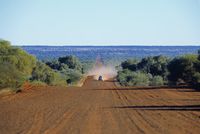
[0,0,200,46]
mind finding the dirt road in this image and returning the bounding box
[0,77,200,134]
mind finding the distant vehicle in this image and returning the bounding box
[98,76,103,81]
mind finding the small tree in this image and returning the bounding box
[168,54,198,85]
[60,69,82,85]
[0,63,26,89]
[150,76,164,86]
[137,55,169,78]
[58,55,82,72]
[117,70,150,86]
[31,62,66,85]
[0,40,36,89]
[121,59,138,71]
[192,72,200,89]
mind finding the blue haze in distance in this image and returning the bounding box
[0,0,200,46]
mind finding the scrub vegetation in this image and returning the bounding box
[0,40,86,91]
[117,53,200,88]
[1,39,200,91]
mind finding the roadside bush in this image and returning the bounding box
[117,55,169,87]
[0,63,26,89]
[58,55,82,72]
[198,49,200,60]
[150,76,164,86]
[138,55,169,78]
[192,72,200,89]
[46,55,84,85]
[31,62,66,86]
[117,70,150,86]
[0,40,36,75]
[168,54,198,85]
[60,69,82,84]
[46,60,61,70]
[128,72,150,86]
[0,40,36,89]
[120,55,169,80]
[121,59,138,71]
[30,80,47,86]
[117,69,130,86]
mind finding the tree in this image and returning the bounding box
[117,69,150,86]
[192,72,200,89]
[0,40,36,75]
[0,40,36,89]
[46,60,61,70]
[192,50,200,88]
[137,55,169,78]
[31,62,66,85]
[137,56,154,73]
[0,63,26,89]
[58,55,82,72]
[149,56,169,77]
[150,76,164,86]
[121,59,138,71]
[168,54,198,85]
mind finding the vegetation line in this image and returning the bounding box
[0,40,94,92]
[0,39,200,93]
[117,51,200,89]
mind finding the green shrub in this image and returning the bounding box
[198,49,200,60]
[120,55,169,81]
[31,62,66,86]
[168,54,198,84]
[46,60,61,70]
[117,70,150,86]
[117,69,130,86]
[0,40,36,89]
[45,55,84,85]
[58,55,82,72]
[0,63,26,89]
[137,55,169,78]
[192,72,200,89]
[128,72,150,86]
[150,76,164,86]
[121,59,138,71]
[0,40,36,75]
[60,69,82,85]
[30,81,47,86]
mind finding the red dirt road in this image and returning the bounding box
[0,77,200,134]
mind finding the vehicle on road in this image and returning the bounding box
[98,76,103,81]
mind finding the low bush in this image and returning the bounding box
[58,55,82,72]
[46,55,84,85]
[128,72,150,86]
[168,54,198,84]
[29,80,47,86]
[150,76,164,86]
[117,70,150,86]
[192,72,200,89]
[0,40,36,90]
[0,63,26,90]
[60,69,82,85]
[118,51,200,87]
[31,62,66,86]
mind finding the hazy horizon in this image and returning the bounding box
[1,0,200,46]
[16,44,200,47]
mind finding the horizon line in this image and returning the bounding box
[15,44,200,47]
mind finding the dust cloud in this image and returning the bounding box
[87,56,117,80]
